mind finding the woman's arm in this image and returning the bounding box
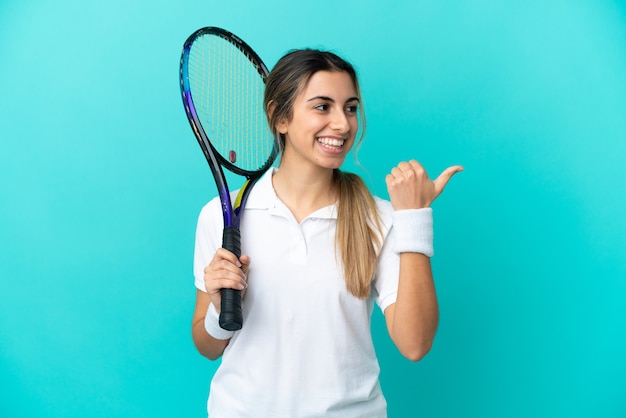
[384,254,438,361]
[191,249,250,360]
[383,159,462,361]
[191,289,230,360]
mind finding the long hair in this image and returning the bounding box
[264,49,383,298]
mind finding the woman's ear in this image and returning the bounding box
[266,100,276,120]
[267,100,288,134]
[276,119,288,134]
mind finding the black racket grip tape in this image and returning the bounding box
[219,288,243,331]
[219,226,243,331]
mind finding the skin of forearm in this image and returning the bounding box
[192,290,230,360]
[387,253,439,361]
[191,318,230,360]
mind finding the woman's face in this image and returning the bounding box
[277,70,359,170]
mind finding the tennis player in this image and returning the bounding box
[191,48,463,417]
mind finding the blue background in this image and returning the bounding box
[1,0,625,417]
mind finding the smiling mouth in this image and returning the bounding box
[317,137,345,148]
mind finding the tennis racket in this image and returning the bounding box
[180,27,278,331]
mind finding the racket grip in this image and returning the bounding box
[219,288,243,331]
[220,226,243,331]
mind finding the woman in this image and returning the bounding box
[191,49,463,417]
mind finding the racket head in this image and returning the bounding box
[180,27,278,178]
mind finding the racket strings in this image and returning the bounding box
[187,34,274,173]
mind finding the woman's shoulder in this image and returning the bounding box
[197,188,241,227]
[199,189,242,213]
[373,196,392,211]
[373,196,394,234]
[196,197,222,233]
[199,195,222,216]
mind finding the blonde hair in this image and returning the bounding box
[264,49,383,298]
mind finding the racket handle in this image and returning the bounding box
[219,288,243,331]
[220,226,243,331]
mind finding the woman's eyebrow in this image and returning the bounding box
[307,95,360,103]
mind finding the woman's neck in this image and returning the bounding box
[272,164,337,223]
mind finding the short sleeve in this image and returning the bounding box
[372,198,401,312]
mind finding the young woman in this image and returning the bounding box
[191,49,463,417]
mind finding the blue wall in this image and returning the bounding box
[1,1,625,417]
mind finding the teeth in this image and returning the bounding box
[318,137,344,147]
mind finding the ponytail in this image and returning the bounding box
[334,169,383,298]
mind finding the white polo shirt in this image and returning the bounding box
[194,169,401,418]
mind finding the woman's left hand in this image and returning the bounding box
[386,160,463,210]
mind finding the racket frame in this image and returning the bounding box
[180,26,277,330]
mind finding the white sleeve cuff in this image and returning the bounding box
[204,303,236,340]
[392,208,434,257]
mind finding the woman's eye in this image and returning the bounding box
[315,104,329,111]
[346,104,358,113]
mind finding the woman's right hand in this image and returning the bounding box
[203,248,250,313]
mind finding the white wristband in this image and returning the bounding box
[204,303,236,340]
[392,208,434,257]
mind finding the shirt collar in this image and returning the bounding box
[245,168,338,220]
[244,167,277,210]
